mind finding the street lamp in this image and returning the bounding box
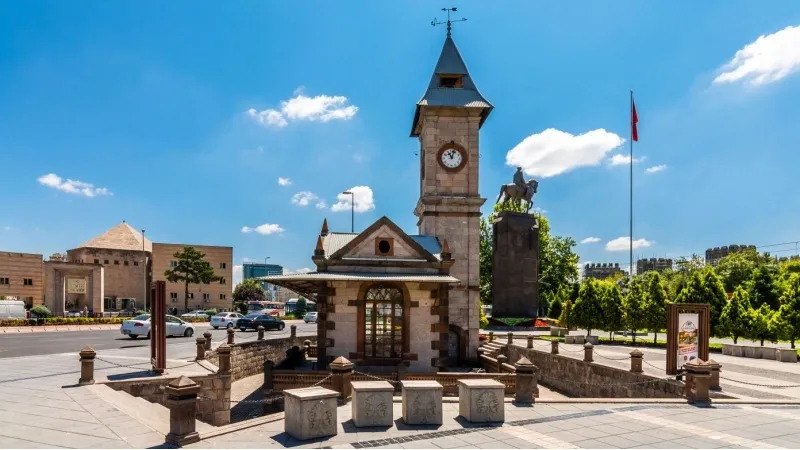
[142,229,147,312]
[342,191,355,233]
[263,257,272,301]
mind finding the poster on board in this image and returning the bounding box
[677,313,699,366]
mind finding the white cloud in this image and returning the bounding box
[607,154,644,166]
[232,264,243,288]
[315,201,327,209]
[241,224,284,235]
[580,237,601,244]
[291,191,320,207]
[246,92,358,128]
[287,267,312,275]
[331,186,375,213]
[645,164,668,174]
[506,128,625,178]
[278,177,292,186]
[714,25,800,86]
[605,236,654,252]
[37,173,113,198]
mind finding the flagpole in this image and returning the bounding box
[629,90,634,279]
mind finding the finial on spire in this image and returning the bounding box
[431,7,467,37]
[321,218,329,237]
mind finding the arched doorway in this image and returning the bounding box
[363,286,404,358]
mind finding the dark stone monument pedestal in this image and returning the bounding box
[491,211,539,318]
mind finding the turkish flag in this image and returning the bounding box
[631,97,639,142]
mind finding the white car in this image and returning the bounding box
[120,314,196,339]
[181,310,208,320]
[211,312,244,329]
[303,312,318,324]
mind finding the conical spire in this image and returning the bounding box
[314,235,325,256]
[321,218,329,237]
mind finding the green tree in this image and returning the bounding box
[164,246,223,313]
[559,299,574,330]
[716,249,771,292]
[622,275,648,343]
[479,303,489,329]
[644,272,669,343]
[549,297,563,320]
[719,286,751,344]
[231,279,266,314]
[702,268,729,337]
[479,216,493,304]
[675,271,705,303]
[600,280,623,341]
[747,266,781,310]
[572,278,605,337]
[296,298,308,317]
[779,259,800,281]
[746,303,778,346]
[778,273,800,348]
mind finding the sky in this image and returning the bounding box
[2,1,800,285]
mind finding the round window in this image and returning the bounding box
[378,240,391,254]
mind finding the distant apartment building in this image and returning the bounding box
[583,263,625,280]
[636,258,674,274]
[151,242,233,313]
[0,251,44,307]
[705,245,757,267]
[243,263,283,299]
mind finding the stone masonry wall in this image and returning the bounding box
[206,335,317,382]
[506,345,684,398]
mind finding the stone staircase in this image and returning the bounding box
[89,384,213,435]
[479,341,506,359]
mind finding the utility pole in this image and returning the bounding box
[142,229,147,312]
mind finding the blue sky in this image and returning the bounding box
[2,1,800,284]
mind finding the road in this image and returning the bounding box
[0,320,317,359]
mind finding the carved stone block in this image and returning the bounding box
[283,387,338,441]
[458,379,505,423]
[491,211,539,318]
[351,381,394,427]
[401,380,443,425]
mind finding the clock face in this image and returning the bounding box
[440,147,464,169]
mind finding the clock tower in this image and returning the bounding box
[411,32,492,361]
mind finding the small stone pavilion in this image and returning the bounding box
[262,29,492,373]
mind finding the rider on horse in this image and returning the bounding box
[513,167,531,200]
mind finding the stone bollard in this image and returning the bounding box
[203,331,212,351]
[195,337,206,361]
[507,332,513,345]
[257,325,265,341]
[630,349,643,373]
[707,359,721,391]
[514,356,539,404]
[684,358,712,405]
[583,342,594,363]
[263,360,274,391]
[329,356,354,401]
[527,335,534,349]
[165,376,201,446]
[78,345,96,386]
[497,354,508,372]
[489,331,494,343]
[551,340,559,355]
[217,344,232,375]
[290,324,297,338]
[226,327,235,344]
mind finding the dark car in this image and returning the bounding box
[237,314,285,331]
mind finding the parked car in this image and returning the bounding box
[210,312,244,329]
[120,314,196,339]
[237,314,285,331]
[0,300,26,319]
[303,312,318,324]
[181,310,209,320]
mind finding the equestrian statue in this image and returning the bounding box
[496,167,539,213]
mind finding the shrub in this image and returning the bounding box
[30,305,52,318]
[135,310,147,316]
[204,309,217,316]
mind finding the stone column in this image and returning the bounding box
[527,335,534,349]
[488,332,494,343]
[497,355,508,372]
[78,345,96,386]
[583,342,593,363]
[217,344,231,375]
[257,325,265,341]
[263,360,274,391]
[195,337,206,361]
[203,331,212,351]
[707,359,721,391]
[684,359,712,405]
[507,332,513,345]
[226,327,235,344]
[551,340,559,355]
[165,376,201,447]
[290,324,297,338]
[630,349,643,373]
[329,356,354,401]
[514,356,538,404]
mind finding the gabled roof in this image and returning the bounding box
[325,216,440,263]
[77,221,152,252]
[411,35,493,137]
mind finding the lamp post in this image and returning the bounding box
[342,191,355,233]
[264,257,272,301]
[142,229,147,312]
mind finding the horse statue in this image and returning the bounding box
[496,179,539,213]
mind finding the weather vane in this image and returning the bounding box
[431,7,467,37]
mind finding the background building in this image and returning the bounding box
[152,243,233,313]
[0,251,44,307]
[636,258,674,274]
[705,245,757,266]
[243,263,283,300]
[584,263,625,280]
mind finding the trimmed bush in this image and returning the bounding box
[30,305,52,318]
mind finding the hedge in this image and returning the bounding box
[534,335,800,357]
[0,316,209,327]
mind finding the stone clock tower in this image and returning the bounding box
[411,32,493,361]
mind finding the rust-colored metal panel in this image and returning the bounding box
[150,280,166,374]
[666,303,710,375]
